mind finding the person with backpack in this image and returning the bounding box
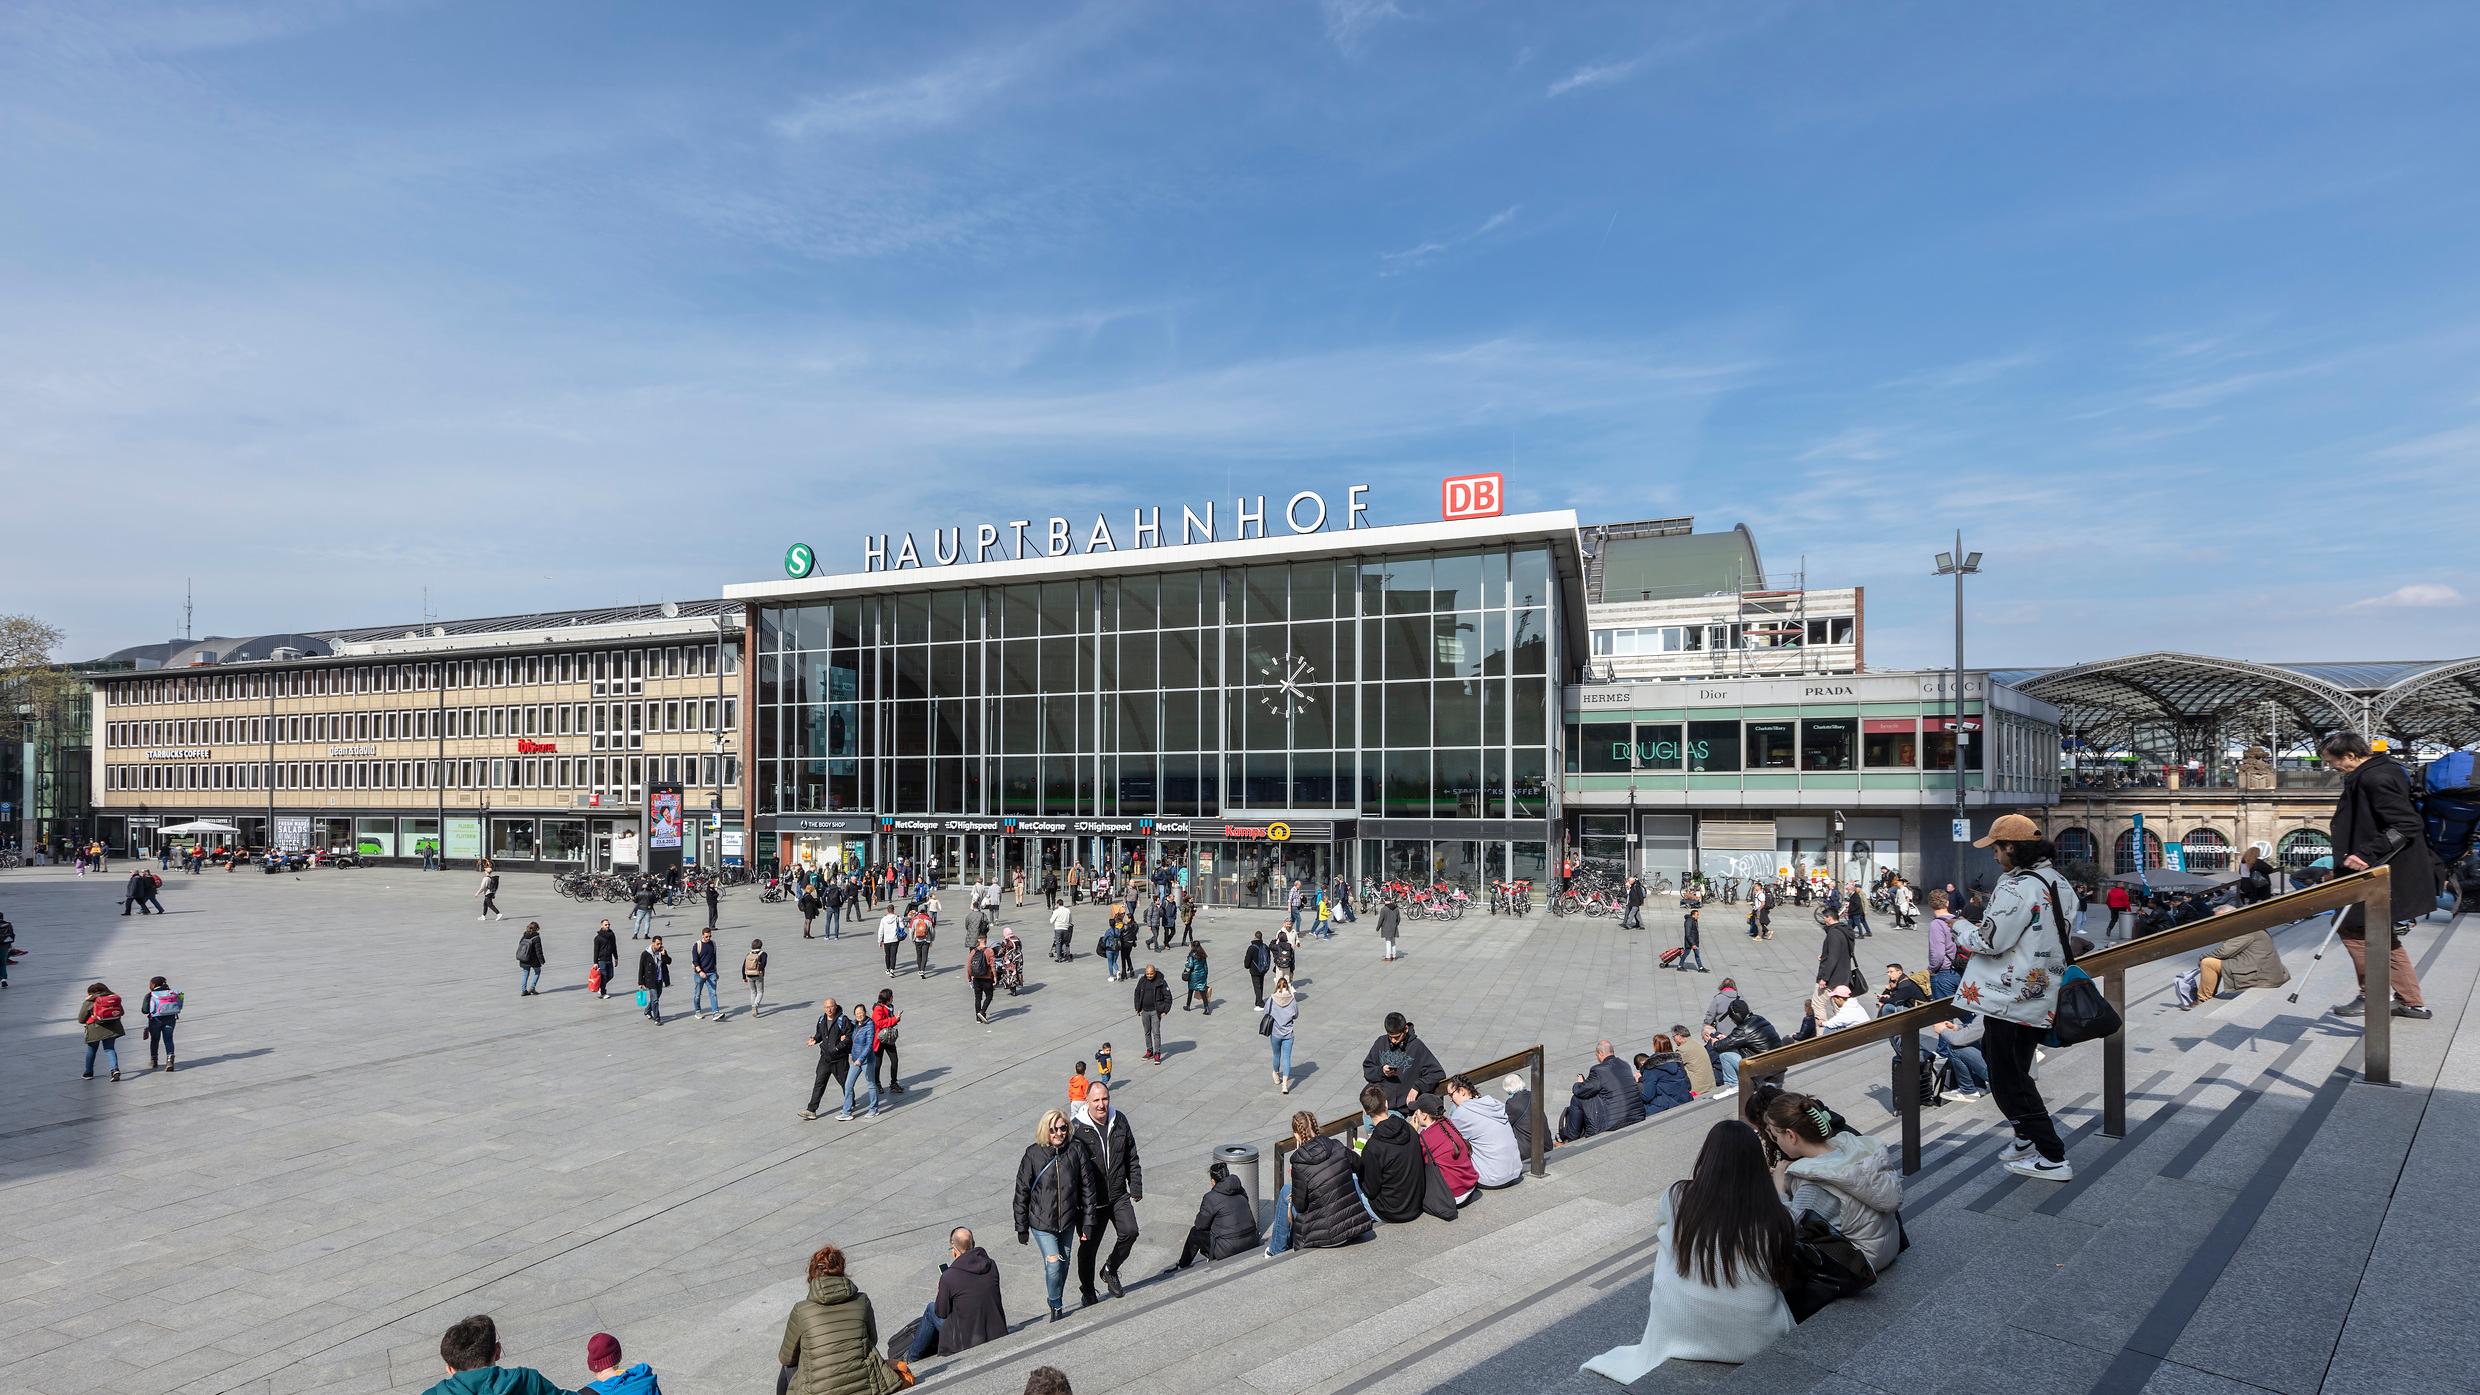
[475,863,503,922]
[592,919,618,1000]
[800,996,852,1121]
[910,907,936,977]
[636,936,671,1025]
[738,939,768,1020]
[1957,814,2082,1182]
[142,975,183,1071]
[81,981,126,1080]
[969,932,1000,1024]
[516,922,547,996]
[690,928,721,1019]
[1925,890,1963,998]
[2322,730,2437,1021]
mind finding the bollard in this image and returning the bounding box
[1215,1142,1263,1232]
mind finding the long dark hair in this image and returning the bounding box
[1669,1121,1795,1289]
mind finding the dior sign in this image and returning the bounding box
[862,486,1373,572]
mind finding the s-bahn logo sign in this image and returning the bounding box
[859,486,1376,572]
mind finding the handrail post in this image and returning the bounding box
[2365,866,2392,1086]
[2101,968,2127,1139]
[1528,1045,1549,1178]
[1895,1028,1921,1174]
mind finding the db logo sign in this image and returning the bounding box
[1441,472,1503,521]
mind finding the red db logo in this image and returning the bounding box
[1441,472,1503,521]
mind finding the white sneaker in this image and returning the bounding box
[1712,1085,1738,1099]
[2004,1155,2073,1183]
[1948,1087,1987,1101]
[1997,1138,2037,1163]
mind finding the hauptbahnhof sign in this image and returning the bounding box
[858,485,1375,572]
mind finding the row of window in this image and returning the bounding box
[107,698,738,750]
[2059,826,2328,875]
[108,753,739,795]
[1570,717,1984,775]
[1589,617,1856,657]
[104,642,740,706]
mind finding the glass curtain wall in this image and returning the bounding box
[756,545,1556,826]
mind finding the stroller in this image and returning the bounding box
[2422,752,2480,917]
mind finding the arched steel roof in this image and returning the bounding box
[2003,652,2480,750]
[2371,656,2480,748]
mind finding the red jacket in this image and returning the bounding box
[1418,1117,1480,1197]
[2105,885,2131,911]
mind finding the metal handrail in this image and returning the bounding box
[1732,867,2397,1172]
[1267,1044,1551,1201]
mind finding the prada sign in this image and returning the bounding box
[862,486,1373,572]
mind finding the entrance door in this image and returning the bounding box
[594,835,613,872]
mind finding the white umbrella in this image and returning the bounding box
[158,820,241,836]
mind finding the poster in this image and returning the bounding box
[648,786,684,850]
[612,828,640,866]
[275,815,311,851]
[444,817,482,861]
[720,830,745,866]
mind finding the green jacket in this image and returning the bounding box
[779,1275,901,1395]
[420,1366,574,1395]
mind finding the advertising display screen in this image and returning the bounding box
[648,785,684,850]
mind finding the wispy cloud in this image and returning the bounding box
[1380,204,1520,275]
[2347,583,2465,610]
[1321,0,1403,53]
[1547,58,1640,97]
[772,6,1126,139]
[1876,351,2040,392]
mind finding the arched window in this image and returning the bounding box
[2277,828,2333,872]
[2180,827,2232,872]
[2114,826,2164,873]
[2057,827,2097,866]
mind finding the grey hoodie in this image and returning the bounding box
[1449,1094,1525,1188]
[1784,1131,1904,1272]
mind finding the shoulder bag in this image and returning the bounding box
[1782,1209,1877,1322]
[2042,872,2122,1047]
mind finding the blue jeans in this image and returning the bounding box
[694,972,720,1013]
[907,1302,942,1361]
[146,1016,176,1061]
[1265,1178,1381,1254]
[1271,1034,1295,1079]
[1104,948,1121,979]
[632,908,653,937]
[845,1059,879,1116]
[1931,968,1961,1000]
[1032,1229,1070,1310]
[520,966,542,993]
[824,906,842,938]
[1714,1049,1744,1088]
[84,1039,121,1075]
[1938,1039,1991,1092]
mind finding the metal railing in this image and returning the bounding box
[1733,867,2398,1173]
[1266,1044,1552,1200]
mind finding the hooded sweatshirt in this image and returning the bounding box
[1448,1094,1525,1187]
[1417,1116,1480,1197]
[1783,1131,1905,1272]
[933,1246,1008,1355]
[421,1367,574,1395]
[583,1364,661,1395]
[1358,1114,1428,1222]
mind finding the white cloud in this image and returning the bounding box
[1380,204,1520,275]
[1321,0,1404,53]
[772,4,1127,140]
[1547,58,1641,97]
[2347,583,2465,610]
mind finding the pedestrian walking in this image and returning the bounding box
[691,928,722,1019]
[739,939,768,1020]
[1179,888,1199,945]
[879,907,904,976]
[1133,964,1171,1061]
[822,878,845,939]
[80,981,126,1080]
[1244,932,1271,1006]
[1050,901,1074,962]
[1270,928,1297,985]
[630,880,656,939]
[1623,875,1646,930]
[141,870,166,914]
[1673,891,1708,971]
[1015,1108,1089,1322]
[798,885,821,941]
[475,863,503,921]
[637,936,671,1024]
[1070,1084,1142,1307]
[1956,815,2080,1181]
[142,975,182,1071]
[2316,731,2438,1019]
[910,907,936,977]
[703,881,720,931]
[1181,944,1211,1014]
[1377,897,1402,961]
[969,932,1000,1023]
[121,868,154,916]
[592,919,618,999]
[1265,975,1298,1093]
[800,997,851,1120]
[516,921,547,996]
[871,990,905,1096]
[845,1005,883,1119]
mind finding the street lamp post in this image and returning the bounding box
[1933,535,1983,853]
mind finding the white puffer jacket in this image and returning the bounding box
[1784,1131,1904,1272]
[1954,862,2079,1028]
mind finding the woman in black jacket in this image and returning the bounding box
[1013,1108,1088,1322]
[1271,1110,1373,1254]
[516,922,547,996]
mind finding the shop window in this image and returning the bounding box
[1862,719,1918,768]
[1580,721,1632,774]
[1745,721,1795,769]
[1686,720,1741,773]
[1799,718,1855,771]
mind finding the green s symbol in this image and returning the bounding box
[785,543,815,579]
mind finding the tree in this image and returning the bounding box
[0,614,85,744]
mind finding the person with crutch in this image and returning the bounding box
[2315,732,2436,1022]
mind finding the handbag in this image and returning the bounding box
[635,989,649,1008]
[1782,1209,1876,1322]
[2040,875,2122,1046]
[1258,1011,1276,1037]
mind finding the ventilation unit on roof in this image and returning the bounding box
[271,647,304,662]
[432,627,447,638]
[661,601,680,618]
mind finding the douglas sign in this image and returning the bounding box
[860,486,1375,572]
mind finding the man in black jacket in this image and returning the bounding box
[1356,1086,1428,1223]
[1071,1083,1142,1306]
[122,868,155,916]
[591,919,618,999]
[1706,998,1781,1098]
[1165,1161,1261,1272]
[902,1226,1008,1361]
[1361,1011,1445,1110]
[1558,1041,1646,1142]
[799,998,851,1121]
[1816,912,1865,999]
[2322,731,2435,1020]
[1244,934,1272,1007]
[1622,875,1645,930]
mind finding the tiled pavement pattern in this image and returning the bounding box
[0,866,1848,1394]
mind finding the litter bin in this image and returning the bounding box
[1215,1142,1262,1231]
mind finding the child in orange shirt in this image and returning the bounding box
[1068,1061,1090,1104]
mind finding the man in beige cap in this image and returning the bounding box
[1954,813,2082,1182]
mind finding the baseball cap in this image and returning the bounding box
[586,1333,622,1371]
[1411,1092,1445,1117]
[1829,984,1853,999]
[1971,813,2043,848]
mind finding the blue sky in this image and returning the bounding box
[6,0,2477,668]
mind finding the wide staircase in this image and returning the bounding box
[914,880,2478,1395]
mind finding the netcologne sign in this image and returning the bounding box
[859,486,1374,573]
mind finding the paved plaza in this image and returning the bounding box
[0,866,1844,1394]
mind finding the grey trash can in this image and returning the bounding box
[1215,1142,1262,1231]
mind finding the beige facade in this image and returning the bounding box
[2044,783,2340,879]
[1586,586,1863,682]
[90,611,745,870]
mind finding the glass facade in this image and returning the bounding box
[752,542,1565,896]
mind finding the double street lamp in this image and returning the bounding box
[1933,535,1984,838]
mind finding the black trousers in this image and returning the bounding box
[972,981,996,1016]
[807,1054,848,1113]
[875,1041,901,1091]
[884,941,900,972]
[1982,1016,2064,1162]
[1250,970,1267,1005]
[1174,1222,1215,1270]
[1077,1196,1140,1293]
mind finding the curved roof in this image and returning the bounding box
[2002,652,2480,749]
